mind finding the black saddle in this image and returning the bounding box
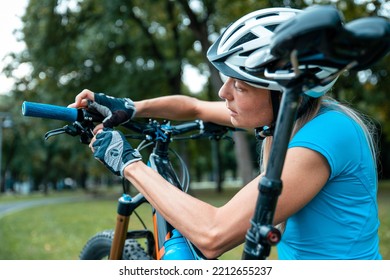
[247,5,390,73]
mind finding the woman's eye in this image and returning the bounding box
[234,82,243,92]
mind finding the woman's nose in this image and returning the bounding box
[218,78,233,100]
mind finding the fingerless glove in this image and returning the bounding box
[92,128,142,176]
[90,93,136,128]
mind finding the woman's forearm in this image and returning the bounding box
[134,95,232,126]
[124,161,221,258]
[123,161,254,259]
[134,95,198,120]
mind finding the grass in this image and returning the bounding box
[0,184,389,260]
[377,183,390,259]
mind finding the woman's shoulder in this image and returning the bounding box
[317,106,352,120]
[305,106,359,134]
[291,105,370,179]
[291,105,366,159]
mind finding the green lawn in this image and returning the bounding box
[377,184,390,259]
[0,184,388,260]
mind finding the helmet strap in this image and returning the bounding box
[254,90,282,140]
[255,125,274,140]
[254,92,316,140]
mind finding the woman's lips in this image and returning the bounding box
[227,107,238,116]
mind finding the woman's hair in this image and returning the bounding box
[260,95,379,176]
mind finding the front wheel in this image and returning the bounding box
[79,230,153,260]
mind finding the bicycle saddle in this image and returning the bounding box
[246,5,390,74]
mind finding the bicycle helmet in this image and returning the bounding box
[207,7,338,98]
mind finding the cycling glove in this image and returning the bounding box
[92,128,142,176]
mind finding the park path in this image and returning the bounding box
[0,196,89,219]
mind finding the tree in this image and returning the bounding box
[4,0,251,192]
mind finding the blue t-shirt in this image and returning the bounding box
[277,108,382,260]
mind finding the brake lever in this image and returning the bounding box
[73,122,94,144]
[44,127,68,140]
[44,124,80,141]
[44,122,94,144]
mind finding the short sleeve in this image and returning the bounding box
[289,110,363,180]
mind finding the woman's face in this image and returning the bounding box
[219,77,274,129]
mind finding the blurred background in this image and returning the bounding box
[0,0,389,260]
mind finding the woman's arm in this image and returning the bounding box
[122,146,330,259]
[135,95,233,126]
[69,89,233,127]
[123,161,258,259]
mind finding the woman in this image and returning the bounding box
[69,8,382,259]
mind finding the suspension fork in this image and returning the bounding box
[109,193,146,260]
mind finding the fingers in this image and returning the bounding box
[68,89,95,108]
[89,135,96,152]
[89,127,103,152]
[93,123,104,135]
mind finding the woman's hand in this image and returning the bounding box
[68,89,95,109]
[70,89,136,128]
[89,128,142,177]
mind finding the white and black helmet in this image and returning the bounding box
[207,7,338,97]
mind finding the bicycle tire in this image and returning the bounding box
[79,230,153,260]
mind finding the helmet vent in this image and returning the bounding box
[256,13,279,20]
[265,24,278,32]
[239,50,256,57]
[230,32,258,49]
[223,23,244,45]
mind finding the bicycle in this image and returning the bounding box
[22,101,237,260]
[22,5,389,260]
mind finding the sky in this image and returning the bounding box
[0,0,28,95]
[0,1,207,95]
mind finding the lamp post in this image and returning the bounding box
[0,113,13,192]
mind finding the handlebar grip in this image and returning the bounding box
[22,101,80,122]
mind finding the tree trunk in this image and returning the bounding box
[211,140,223,192]
[233,131,255,185]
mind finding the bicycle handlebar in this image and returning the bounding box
[21,101,236,142]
